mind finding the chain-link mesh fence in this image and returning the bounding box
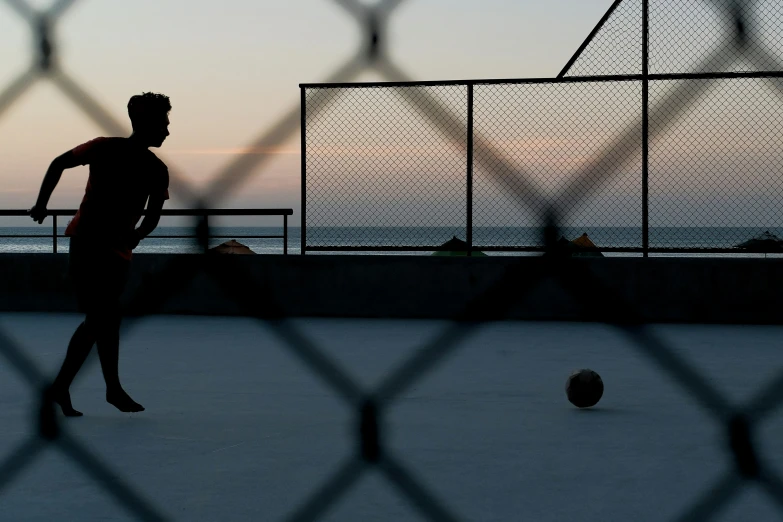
[305,85,469,250]
[472,80,644,250]
[649,76,783,247]
[3,0,783,521]
[304,74,783,254]
[304,0,783,255]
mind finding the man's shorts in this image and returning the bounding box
[68,237,130,314]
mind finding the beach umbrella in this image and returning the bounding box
[553,233,603,257]
[735,231,783,253]
[569,233,604,257]
[431,236,487,257]
[209,239,256,255]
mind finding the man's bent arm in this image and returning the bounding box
[135,194,166,240]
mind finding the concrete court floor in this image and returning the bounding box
[0,313,782,521]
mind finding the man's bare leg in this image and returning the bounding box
[93,312,144,413]
[50,321,96,417]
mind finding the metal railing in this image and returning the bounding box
[0,208,294,254]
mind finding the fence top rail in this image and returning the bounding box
[300,71,783,90]
[0,209,294,217]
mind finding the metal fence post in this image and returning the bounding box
[203,213,209,255]
[467,83,474,257]
[284,214,288,255]
[301,86,307,256]
[642,0,650,258]
[52,214,57,253]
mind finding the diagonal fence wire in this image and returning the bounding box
[1,0,783,521]
[56,433,170,522]
[0,67,37,119]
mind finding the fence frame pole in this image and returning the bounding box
[642,0,650,258]
[203,213,210,254]
[52,214,57,253]
[301,87,307,256]
[467,83,474,257]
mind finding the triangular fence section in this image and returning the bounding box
[563,0,642,77]
[562,0,783,78]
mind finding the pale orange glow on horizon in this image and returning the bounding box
[166,147,300,156]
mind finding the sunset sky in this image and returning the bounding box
[1,0,780,228]
[0,0,618,226]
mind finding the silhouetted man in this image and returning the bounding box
[29,92,171,416]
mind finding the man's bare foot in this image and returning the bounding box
[106,389,144,413]
[51,389,83,417]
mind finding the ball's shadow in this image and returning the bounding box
[568,406,629,415]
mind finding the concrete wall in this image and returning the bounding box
[0,253,782,324]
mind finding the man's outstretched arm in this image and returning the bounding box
[29,151,83,224]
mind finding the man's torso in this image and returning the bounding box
[65,137,169,258]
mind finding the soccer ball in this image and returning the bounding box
[565,369,604,408]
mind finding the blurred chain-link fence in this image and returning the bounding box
[3,0,783,521]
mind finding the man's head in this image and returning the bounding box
[127,92,171,148]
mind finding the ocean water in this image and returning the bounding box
[0,226,782,257]
[0,227,299,255]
